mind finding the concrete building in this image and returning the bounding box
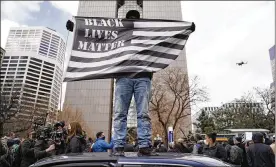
[221,101,263,110]
[64,0,191,139]
[0,47,5,66]
[0,27,65,125]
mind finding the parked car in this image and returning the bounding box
[30,152,233,167]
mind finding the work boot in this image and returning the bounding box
[113,147,125,156]
[137,147,159,156]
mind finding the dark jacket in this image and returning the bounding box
[92,138,113,152]
[203,143,227,161]
[65,135,86,154]
[237,143,249,167]
[20,139,36,167]
[34,140,52,161]
[0,150,13,167]
[247,143,275,167]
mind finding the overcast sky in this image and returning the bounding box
[1,1,275,114]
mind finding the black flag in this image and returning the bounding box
[64,17,195,82]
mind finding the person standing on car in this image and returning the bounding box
[247,132,275,167]
[92,132,114,152]
[202,132,227,162]
[112,10,157,157]
[65,122,86,154]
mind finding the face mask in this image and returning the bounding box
[102,136,106,140]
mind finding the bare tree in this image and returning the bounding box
[57,105,93,138]
[150,67,208,145]
[0,81,23,137]
[254,87,275,132]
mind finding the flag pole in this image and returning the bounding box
[59,30,70,112]
[108,1,119,143]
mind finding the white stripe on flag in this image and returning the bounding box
[133,30,183,37]
[131,38,187,45]
[134,21,192,28]
[68,54,174,68]
[71,45,181,59]
[71,46,148,58]
[149,46,182,55]
[65,66,160,78]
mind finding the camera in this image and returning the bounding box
[36,126,53,141]
[35,123,65,145]
[51,130,65,144]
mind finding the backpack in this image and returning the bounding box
[229,145,243,165]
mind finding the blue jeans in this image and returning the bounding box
[113,77,152,149]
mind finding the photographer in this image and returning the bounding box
[34,126,55,160]
[20,130,36,167]
[53,121,67,155]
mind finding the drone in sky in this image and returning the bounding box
[236,61,248,66]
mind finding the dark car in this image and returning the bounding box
[30,152,233,167]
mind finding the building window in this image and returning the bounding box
[19,60,27,63]
[17,71,25,75]
[44,62,54,67]
[11,57,19,60]
[19,64,26,67]
[31,57,43,63]
[30,61,42,67]
[28,69,40,74]
[29,64,41,71]
[10,60,18,63]
[42,72,53,78]
[21,56,28,59]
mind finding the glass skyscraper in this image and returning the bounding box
[64,0,191,139]
[1,27,65,131]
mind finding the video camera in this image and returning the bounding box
[36,126,52,141]
[35,122,66,145]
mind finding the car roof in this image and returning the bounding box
[31,152,231,167]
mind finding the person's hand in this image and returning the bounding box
[66,20,74,32]
[46,144,55,152]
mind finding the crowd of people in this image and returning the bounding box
[0,121,275,167]
[0,121,91,167]
[89,131,275,167]
[165,132,275,167]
